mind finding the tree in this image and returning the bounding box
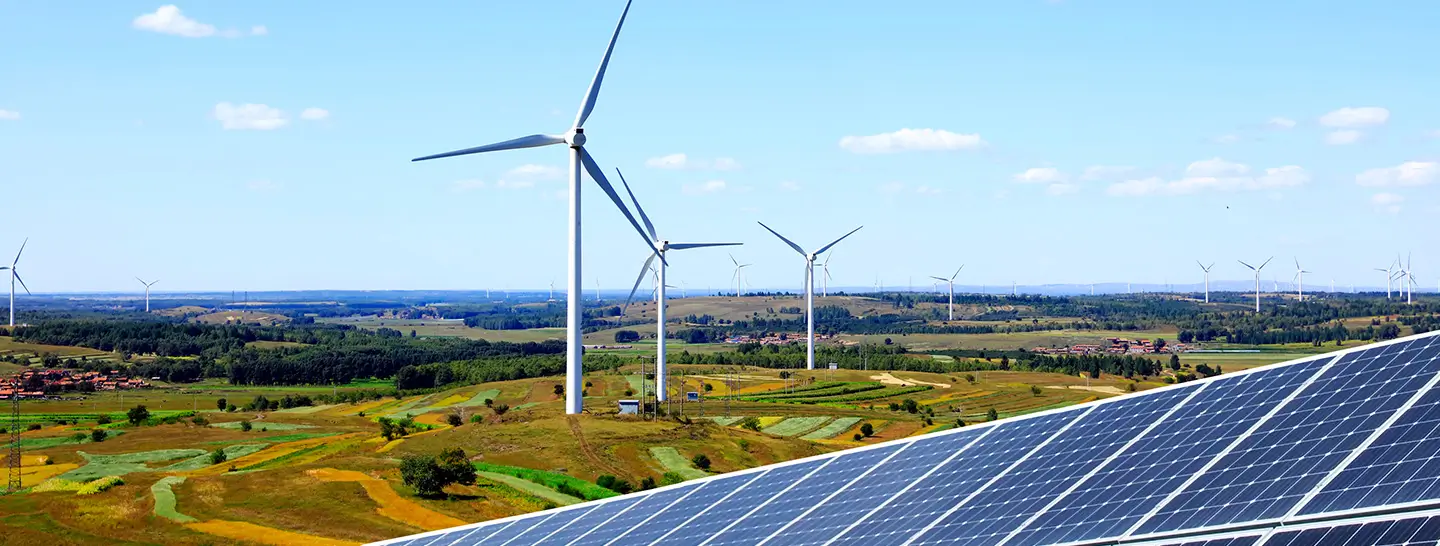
[901,399,919,414]
[209,448,228,465]
[379,417,408,440]
[854,432,864,441]
[860,422,875,437]
[127,405,151,425]
[553,384,564,396]
[596,475,633,494]
[240,420,253,432]
[640,476,657,490]
[216,398,228,411]
[987,407,999,421]
[1169,354,1181,371]
[491,403,510,418]
[446,413,464,427]
[691,454,712,470]
[615,330,641,343]
[90,429,107,442]
[96,415,111,425]
[1029,384,1042,396]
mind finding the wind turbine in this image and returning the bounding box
[729,254,750,297]
[409,0,650,415]
[136,277,159,312]
[548,281,556,302]
[1239,257,1272,312]
[619,170,739,401]
[1197,261,1215,303]
[1292,258,1310,302]
[821,254,834,297]
[2,239,30,327]
[930,266,963,321]
[1377,259,1399,299]
[1399,253,1416,304]
[758,222,862,370]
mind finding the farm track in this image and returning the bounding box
[568,416,626,477]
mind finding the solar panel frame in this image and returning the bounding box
[653,458,832,545]
[564,484,700,546]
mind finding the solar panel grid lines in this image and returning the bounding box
[1299,385,1440,515]
[567,484,698,546]
[605,472,766,545]
[1118,353,1345,540]
[478,511,555,545]
[754,439,918,546]
[531,495,645,545]
[499,504,598,545]
[817,426,1001,546]
[1287,347,1440,520]
[438,518,516,546]
[656,458,832,546]
[1134,338,1440,535]
[1013,357,1335,546]
[990,381,1217,546]
[897,404,1101,546]
[701,444,906,546]
[1253,507,1440,545]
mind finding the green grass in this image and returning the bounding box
[58,449,207,482]
[202,432,337,445]
[761,416,834,437]
[707,416,744,426]
[477,472,584,506]
[472,462,618,502]
[738,382,884,402]
[648,447,709,480]
[159,444,269,472]
[801,417,863,440]
[210,421,314,431]
[150,476,197,523]
[2,430,126,451]
[273,404,339,414]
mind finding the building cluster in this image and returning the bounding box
[0,369,150,400]
[723,333,839,346]
[1028,337,1191,356]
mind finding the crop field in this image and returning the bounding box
[648,447,710,480]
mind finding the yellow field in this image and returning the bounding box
[186,520,362,546]
[310,468,468,530]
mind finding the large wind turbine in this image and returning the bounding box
[1239,257,1272,312]
[619,170,739,402]
[410,0,655,415]
[2,239,30,327]
[1197,261,1215,303]
[136,277,159,312]
[1399,253,1417,304]
[1292,258,1310,302]
[1376,259,1399,299]
[930,266,963,321]
[729,254,750,297]
[758,222,862,370]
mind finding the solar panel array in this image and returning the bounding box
[376,331,1440,546]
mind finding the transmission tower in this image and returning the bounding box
[7,395,20,492]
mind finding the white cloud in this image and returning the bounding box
[915,185,943,195]
[250,25,268,36]
[494,179,534,189]
[878,181,906,194]
[839,128,985,154]
[779,181,801,192]
[1079,165,1134,181]
[645,153,689,169]
[1267,117,1297,129]
[1107,160,1308,196]
[299,107,329,121]
[1427,129,1440,138]
[0,110,18,120]
[1046,183,1080,196]
[682,180,727,195]
[213,102,287,130]
[1013,167,1067,184]
[1325,130,1362,145]
[246,179,280,192]
[1356,161,1439,187]
[133,5,263,38]
[505,164,562,180]
[711,157,741,171]
[644,153,741,171]
[1371,192,1404,214]
[1320,106,1390,128]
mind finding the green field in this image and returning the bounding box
[648,447,710,480]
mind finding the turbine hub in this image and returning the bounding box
[567,128,587,147]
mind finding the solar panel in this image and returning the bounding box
[372,332,1440,546]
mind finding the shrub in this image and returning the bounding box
[191,415,209,426]
[901,399,919,414]
[209,448,228,465]
[469,414,485,424]
[89,429,106,443]
[226,404,237,413]
[661,472,686,486]
[596,475,634,494]
[987,407,999,421]
[76,476,125,495]
[640,476,657,490]
[739,417,762,431]
[127,405,151,425]
[378,417,408,440]
[492,404,510,418]
[736,439,750,451]
[239,420,252,432]
[400,447,476,497]
[887,402,900,411]
[965,374,976,384]
[1030,385,1042,397]
[860,422,875,437]
[216,398,227,411]
[27,423,42,431]
[691,454,711,470]
[446,413,464,427]
[553,384,564,396]
[95,415,111,425]
[853,432,864,441]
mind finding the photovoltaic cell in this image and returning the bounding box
[530,495,644,545]
[1302,362,1440,515]
[415,518,514,546]
[828,411,1080,546]
[602,473,760,545]
[1263,514,1440,545]
[1138,338,1440,534]
[566,485,698,546]
[469,512,552,546]
[1163,537,1260,546]
[654,459,828,545]
[1007,357,1329,546]
[492,505,594,545]
[700,444,902,546]
[911,387,1194,546]
[759,430,983,546]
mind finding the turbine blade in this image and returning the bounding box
[669,243,742,250]
[615,168,657,242]
[1238,260,1255,270]
[13,237,27,266]
[729,253,740,267]
[580,148,663,262]
[930,276,949,283]
[136,276,147,285]
[14,272,30,295]
[573,0,633,128]
[624,253,657,312]
[952,265,963,280]
[411,134,565,162]
[757,222,807,257]
[814,226,863,256]
[1259,256,1273,270]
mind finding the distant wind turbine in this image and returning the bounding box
[2,238,30,327]
[930,266,963,321]
[729,254,751,297]
[136,277,159,312]
[821,254,835,297]
[1377,259,1399,299]
[1292,258,1310,302]
[619,170,739,401]
[1398,253,1417,304]
[1197,261,1215,303]
[758,222,862,370]
[1239,257,1273,312]
[409,0,648,416]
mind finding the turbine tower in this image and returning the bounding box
[1376,258,1399,299]
[1292,258,1310,302]
[758,222,862,370]
[410,0,654,415]
[618,170,739,402]
[821,254,834,297]
[729,254,750,297]
[1239,257,1273,312]
[930,266,963,321]
[136,277,159,312]
[1399,253,1416,304]
[1197,261,1215,303]
[2,239,30,327]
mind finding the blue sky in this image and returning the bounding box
[2,1,1438,294]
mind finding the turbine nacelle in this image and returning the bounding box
[566,128,587,147]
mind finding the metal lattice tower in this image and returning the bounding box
[7,395,20,492]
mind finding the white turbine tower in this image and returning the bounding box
[2,239,30,327]
[930,266,963,321]
[136,277,159,312]
[1239,257,1273,312]
[1292,258,1310,302]
[1197,261,1215,303]
[1399,253,1416,304]
[410,0,654,415]
[821,254,834,298]
[758,222,863,370]
[1377,260,1398,299]
[618,170,739,402]
[729,254,750,297]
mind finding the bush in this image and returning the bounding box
[400,447,476,497]
[739,417,762,431]
[860,422,875,437]
[90,429,107,443]
[96,415,112,425]
[446,413,464,427]
[614,330,641,343]
[691,454,711,470]
[987,407,999,421]
[640,476,657,490]
[661,472,686,486]
[127,405,151,425]
[216,398,227,411]
[901,399,919,414]
[209,448,228,465]
[239,420,252,432]
[76,476,125,495]
[553,384,564,396]
[853,433,864,441]
[1029,384,1042,396]
[469,414,485,424]
[378,417,409,440]
[492,404,510,418]
[887,402,900,412]
[27,423,42,431]
[965,374,976,384]
[191,415,209,426]
[596,475,634,494]
[226,404,237,413]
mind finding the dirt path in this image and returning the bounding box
[568,416,625,477]
[871,372,952,389]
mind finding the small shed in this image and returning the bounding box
[618,399,640,415]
